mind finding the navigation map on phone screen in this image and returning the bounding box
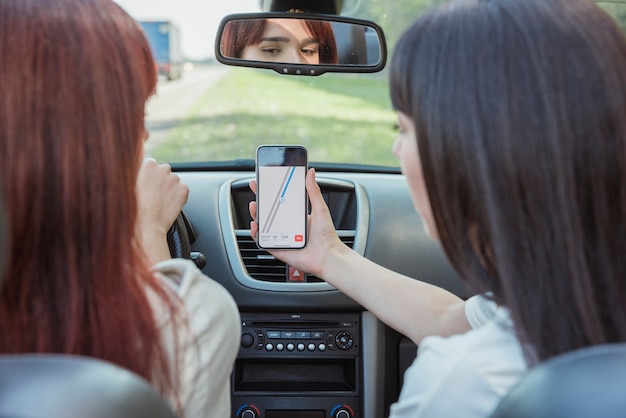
[257,146,307,249]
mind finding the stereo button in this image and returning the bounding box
[318,343,327,351]
[256,330,265,350]
[276,343,284,351]
[335,331,354,350]
[241,332,254,348]
[332,405,354,418]
[241,410,257,418]
[265,343,274,351]
[307,343,316,351]
[335,410,351,418]
[311,331,325,339]
[238,405,260,418]
[287,343,295,351]
[297,343,305,351]
[326,331,336,350]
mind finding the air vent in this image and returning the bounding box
[235,230,355,283]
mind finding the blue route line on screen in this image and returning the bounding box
[261,166,294,234]
[280,166,296,201]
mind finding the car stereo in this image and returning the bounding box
[232,312,361,418]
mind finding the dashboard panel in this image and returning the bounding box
[177,169,467,417]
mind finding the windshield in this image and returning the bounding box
[114,0,626,168]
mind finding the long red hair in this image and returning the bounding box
[0,0,181,410]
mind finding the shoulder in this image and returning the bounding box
[152,259,241,356]
[422,317,525,380]
[152,258,227,296]
[390,319,526,418]
[153,259,239,320]
[151,258,240,349]
[465,293,508,329]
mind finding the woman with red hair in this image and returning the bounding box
[0,0,240,417]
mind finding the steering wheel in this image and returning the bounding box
[166,211,207,269]
[167,212,191,259]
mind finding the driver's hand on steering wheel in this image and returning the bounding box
[136,157,189,265]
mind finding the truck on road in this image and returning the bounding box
[140,20,183,81]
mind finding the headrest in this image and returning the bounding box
[491,343,626,418]
[0,354,176,418]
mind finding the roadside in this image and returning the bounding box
[144,64,229,156]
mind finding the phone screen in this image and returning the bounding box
[256,145,307,249]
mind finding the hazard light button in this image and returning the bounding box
[287,265,307,282]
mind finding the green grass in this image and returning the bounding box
[149,68,399,167]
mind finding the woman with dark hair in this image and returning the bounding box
[250,0,626,415]
[0,0,240,417]
[221,17,338,64]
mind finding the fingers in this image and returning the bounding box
[249,180,258,240]
[136,158,188,226]
[305,168,328,214]
[249,220,258,240]
[249,200,257,220]
[135,158,189,264]
[249,200,258,240]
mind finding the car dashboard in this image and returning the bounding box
[177,168,467,418]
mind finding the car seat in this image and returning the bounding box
[491,343,626,417]
[0,354,176,418]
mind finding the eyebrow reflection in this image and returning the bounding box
[260,37,291,43]
[260,37,319,46]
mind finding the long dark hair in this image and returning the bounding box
[390,0,626,363]
[0,0,183,411]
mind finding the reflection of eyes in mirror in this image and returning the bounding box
[222,18,338,65]
[243,20,324,64]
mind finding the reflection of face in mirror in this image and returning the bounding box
[243,20,320,64]
[222,18,338,65]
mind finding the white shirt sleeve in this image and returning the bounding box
[153,259,241,418]
[465,293,498,329]
[389,313,526,418]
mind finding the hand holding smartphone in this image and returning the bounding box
[256,145,307,249]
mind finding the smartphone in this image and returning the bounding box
[256,145,308,249]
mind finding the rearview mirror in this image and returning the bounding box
[215,13,387,76]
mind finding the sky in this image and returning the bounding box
[114,0,261,60]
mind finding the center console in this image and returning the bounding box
[232,312,361,418]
